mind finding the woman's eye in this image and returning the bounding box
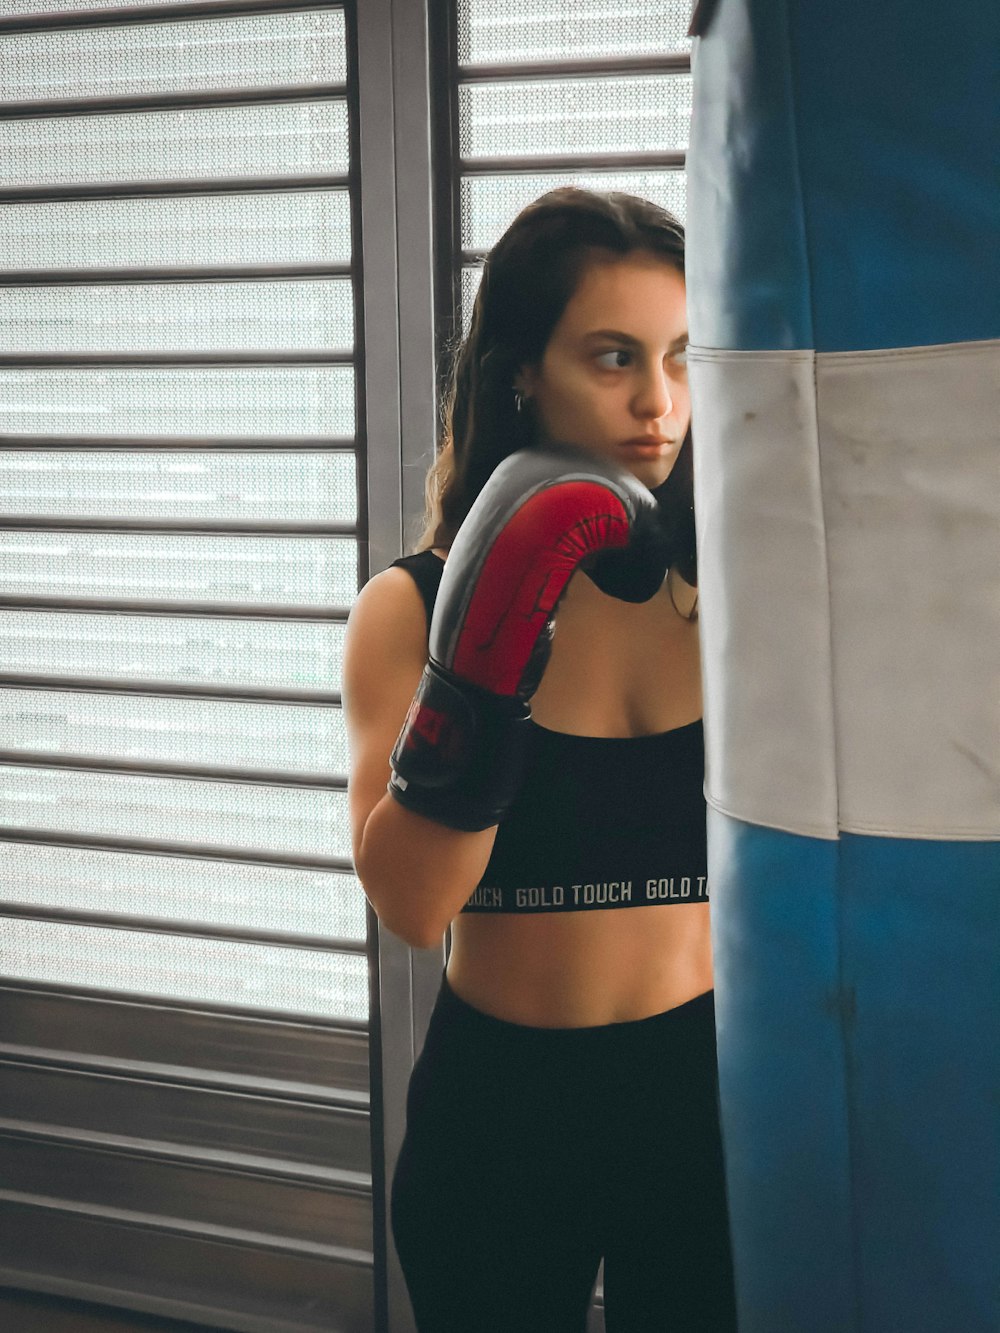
[595,349,631,369]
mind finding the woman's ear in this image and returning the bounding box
[513,365,536,398]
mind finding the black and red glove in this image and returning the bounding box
[388,444,671,831]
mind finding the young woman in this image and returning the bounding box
[344,189,736,1331]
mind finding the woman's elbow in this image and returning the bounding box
[391,914,449,952]
[355,858,450,951]
[367,896,449,951]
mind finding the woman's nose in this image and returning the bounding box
[634,368,672,419]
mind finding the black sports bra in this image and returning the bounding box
[391,550,708,914]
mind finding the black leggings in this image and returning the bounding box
[391,976,736,1332]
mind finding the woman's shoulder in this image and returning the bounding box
[348,563,428,640]
[343,566,431,717]
[347,550,445,652]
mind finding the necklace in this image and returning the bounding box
[667,565,699,622]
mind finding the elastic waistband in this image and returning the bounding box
[427,972,715,1059]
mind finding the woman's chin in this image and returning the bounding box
[628,456,677,490]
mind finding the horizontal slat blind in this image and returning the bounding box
[2,104,350,187]
[0,4,374,1330]
[461,170,688,248]
[0,764,353,897]
[0,451,358,522]
[458,73,691,157]
[0,533,358,602]
[1,917,369,1016]
[0,610,348,689]
[445,5,694,1327]
[452,0,691,334]
[2,10,347,99]
[0,190,353,268]
[0,367,356,434]
[0,280,356,353]
[457,0,691,61]
[0,0,218,10]
[1,841,366,938]
[0,689,351,772]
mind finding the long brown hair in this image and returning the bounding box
[420,187,695,580]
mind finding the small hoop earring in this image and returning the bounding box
[513,388,526,414]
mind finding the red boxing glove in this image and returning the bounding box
[389,444,670,830]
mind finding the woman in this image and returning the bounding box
[344,189,736,1331]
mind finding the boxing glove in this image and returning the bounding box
[388,444,672,831]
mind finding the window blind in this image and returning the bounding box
[445,0,692,338]
[0,4,375,1329]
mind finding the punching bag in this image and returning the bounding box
[685,3,999,1330]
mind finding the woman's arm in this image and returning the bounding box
[343,568,498,949]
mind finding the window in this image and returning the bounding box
[0,3,696,1328]
[0,4,375,1327]
[436,0,691,342]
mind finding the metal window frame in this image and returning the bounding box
[355,2,446,1330]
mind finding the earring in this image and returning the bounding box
[514,388,526,414]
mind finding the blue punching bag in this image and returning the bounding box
[685,3,999,1330]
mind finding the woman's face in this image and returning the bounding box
[517,253,690,489]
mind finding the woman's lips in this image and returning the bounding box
[616,437,674,458]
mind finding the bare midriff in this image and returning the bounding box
[447,901,713,1028]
